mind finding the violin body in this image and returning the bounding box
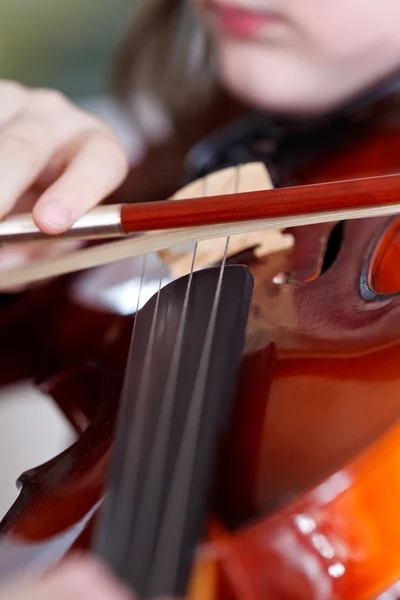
[1,94,400,598]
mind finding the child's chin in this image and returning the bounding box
[216,49,340,116]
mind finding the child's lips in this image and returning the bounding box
[206,2,280,37]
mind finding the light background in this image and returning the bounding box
[0,0,133,97]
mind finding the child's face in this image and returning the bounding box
[191,0,400,115]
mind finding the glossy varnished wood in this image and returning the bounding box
[120,173,400,233]
[0,362,120,579]
[217,215,400,518]
[3,96,400,599]
[188,214,400,599]
[369,217,400,295]
[192,412,400,599]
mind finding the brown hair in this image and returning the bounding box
[109,0,248,205]
[111,0,225,142]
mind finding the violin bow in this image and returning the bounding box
[0,170,400,289]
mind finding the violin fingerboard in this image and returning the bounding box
[93,265,253,598]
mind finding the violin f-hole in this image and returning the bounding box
[320,221,345,274]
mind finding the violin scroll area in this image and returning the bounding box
[364,216,400,297]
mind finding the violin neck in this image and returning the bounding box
[92,265,253,598]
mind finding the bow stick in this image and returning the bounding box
[0,169,400,289]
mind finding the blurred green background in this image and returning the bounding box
[0,0,134,99]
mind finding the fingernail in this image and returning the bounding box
[39,202,73,230]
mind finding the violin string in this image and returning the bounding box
[120,179,207,575]
[124,242,198,579]
[116,252,147,433]
[123,179,207,569]
[145,169,237,597]
[146,235,230,598]
[102,166,239,594]
[122,176,210,576]
[93,252,147,553]
[107,252,167,568]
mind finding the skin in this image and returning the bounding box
[192,0,400,115]
[0,2,400,267]
[0,0,399,592]
[0,82,129,273]
[0,555,135,600]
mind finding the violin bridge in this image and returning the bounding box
[160,161,294,278]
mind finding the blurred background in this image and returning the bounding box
[0,0,141,157]
[0,0,131,97]
[0,0,136,515]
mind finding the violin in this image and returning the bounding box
[1,82,400,600]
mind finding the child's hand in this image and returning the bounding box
[0,80,129,232]
[0,555,135,600]
[0,79,130,278]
